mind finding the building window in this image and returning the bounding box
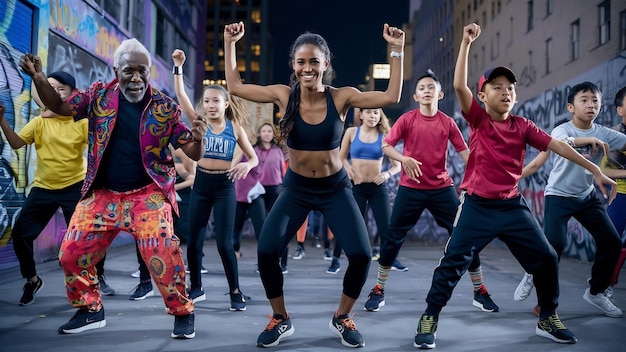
[598,1,610,45]
[251,9,261,23]
[509,17,514,46]
[527,0,533,31]
[491,0,495,20]
[546,0,553,16]
[619,11,626,50]
[251,44,261,56]
[571,19,579,61]
[482,11,487,27]
[545,38,552,74]
[495,32,500,58]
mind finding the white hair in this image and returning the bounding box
[113,38,151,68]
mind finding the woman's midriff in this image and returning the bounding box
[288,148,342,178]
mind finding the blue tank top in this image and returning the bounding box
[286,88,343,151]
[202,119,236,161]
[349,127,383,160]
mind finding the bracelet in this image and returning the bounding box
[390,51,404,59]
[173,66,183,75]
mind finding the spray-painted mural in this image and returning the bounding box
[0,0,183,270]
[0,0,34,269]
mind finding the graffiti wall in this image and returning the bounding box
[0,0,184,270]
[0,0,34,269]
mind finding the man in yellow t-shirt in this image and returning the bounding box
[0,71,113,306]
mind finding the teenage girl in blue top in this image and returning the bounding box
[328,108,400,274]
[225,21,405,348]
[172,49,258,312]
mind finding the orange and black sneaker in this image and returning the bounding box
[256,314,294,348]
[364,285,385,312]
[329,314,365,348]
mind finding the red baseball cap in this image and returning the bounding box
[478,66,516,92]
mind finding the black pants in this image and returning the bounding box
[378,186,481,271]
[333,182,390,258]
[233,197,266,251]
[258,169,370,299]
[12,181,108,278]
[544,190,621,293]
[426,193,559,319]
[187,171,238,292]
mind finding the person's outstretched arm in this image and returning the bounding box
[172,49,198,124]
[19,54,71,115]
[547,138,617,202]
[454,23,481,115]
[224,22,289,110]
[0,104,26,149]
[342,23,405,110]
[521,151,550,178]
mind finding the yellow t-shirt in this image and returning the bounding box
[601,155,626,194]
[18,115,87,190]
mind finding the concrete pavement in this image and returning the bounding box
[0,236,624,351]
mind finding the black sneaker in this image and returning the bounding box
[364,285,385,312]
[391,259,408,272]
[229,291,246,311]
[326,257,340,274]
[472,284,499,312]
[256,314,294,347]
[414,314,437,349]
[58,308,106,334]
[129,281,154,300]
[19,277,44,306]
[98,275,115,296]
[281,265,288,274]
[171,313,195,339]
[188,287,206,303]
[293,246,305,259]
[329,314,365,348]
[536,312,577,344]
[323,248,332,260]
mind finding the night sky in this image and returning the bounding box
[269,0,410,88]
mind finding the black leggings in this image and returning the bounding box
[333,182,391,258]
[187,171,238,292]
[257,169,370,299]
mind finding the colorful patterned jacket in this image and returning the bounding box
[66,79,194,214]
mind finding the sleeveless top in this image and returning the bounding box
[349,127,383,160]
[286,88,343,151]
[203,119,236,161]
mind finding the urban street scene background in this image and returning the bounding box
[1,0,625,271]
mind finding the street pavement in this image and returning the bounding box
[0,236,624,352]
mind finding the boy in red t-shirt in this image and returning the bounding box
[413,23,617,349]
[363,69,498,314]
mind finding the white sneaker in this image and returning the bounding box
[513,272,534,301]
[131,270,140,278]
[583,287,623,318]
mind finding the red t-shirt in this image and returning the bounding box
[384,109,468,190]
[460,99,552,199]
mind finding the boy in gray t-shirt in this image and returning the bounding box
[516,82,626,318]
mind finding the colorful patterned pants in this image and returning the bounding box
[58,183,193,315]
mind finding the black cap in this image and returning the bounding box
[417,69,440,84]
[48,71,76,90]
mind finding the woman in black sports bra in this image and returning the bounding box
[225,21,406,349]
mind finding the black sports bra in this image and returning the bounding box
[286,88,343,151]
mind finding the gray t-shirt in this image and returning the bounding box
[545,120,626,197]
